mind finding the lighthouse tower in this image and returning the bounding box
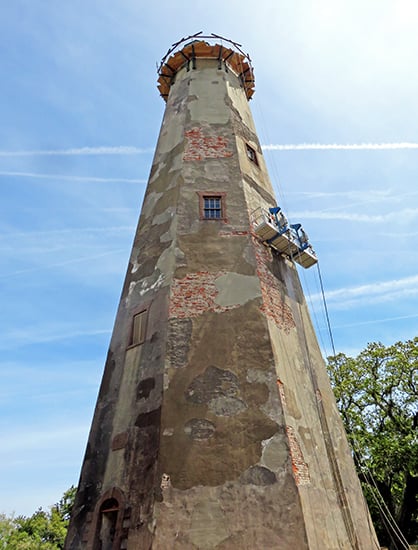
[65,34,379,549]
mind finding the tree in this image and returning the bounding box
[0,513,17,549]
[0,486,76,549]
[327,338,418,548]
[56,486,77,523]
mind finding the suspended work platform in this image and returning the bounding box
[251,206,318,268]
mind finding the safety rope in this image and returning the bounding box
[316,261,337,358]
[313,265,410,549]
[300,265,330,357]
[312,261,410,549]
[295,300,361,549]
[351,445,411,550]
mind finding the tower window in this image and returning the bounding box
[129,310,147,347]
[99,498,119,548]
[197,192,227,221]
[246,143,258,165]
[90,488,125,550]
[203,196,222,219]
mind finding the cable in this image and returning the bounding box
[317,271,410,547]
[351,444,411,550]
[301,266,331,358]
[316,261,337,358]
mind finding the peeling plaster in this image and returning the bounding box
[240,465,277,486]
[208,395,247,416]
[156,246,176,276]
[261,433,289,472]
[214,272,261,307]
[184,418,216,440]
[227,80,255,131]
[189,499,229,549]
[131,254,140,274]
[141,191,163,219]
[127,273,165,299]
[246,368,271,385]
[160,229,174,243]
[167,152,184,174]
[188,70,230,124]
[156,119,185,156]
[152,207,176,226]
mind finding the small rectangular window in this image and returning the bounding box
[130,310,147,346]
[197,191,227,221]
[203,196,223,219]
[246,143,258,165]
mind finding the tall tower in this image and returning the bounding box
[66,34,379,549]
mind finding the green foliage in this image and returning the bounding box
[327,338,418,547]
[56,486,77,523]
[0,486,76,549]
[0,513,17,549]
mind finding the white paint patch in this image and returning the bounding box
[139,273,165,296]
[131,261,139,273]
[127,273,165,299]
[128,281,136,297]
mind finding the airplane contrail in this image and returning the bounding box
[262,142,418,151]
[0,146,153,156]
[0,171,146,183]
[0,142,417,156]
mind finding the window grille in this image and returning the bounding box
[203,196,223,219]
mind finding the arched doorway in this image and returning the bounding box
[91,488,125,550]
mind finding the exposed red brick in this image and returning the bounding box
[183,127,233,161]
[252,237,296,333]
[276,379,287,408]
[286,425,310,486]
[169,271,239,319]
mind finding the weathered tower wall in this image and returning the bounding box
[66,38,379,550]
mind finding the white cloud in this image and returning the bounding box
[0,359,102,384]
[0,225,135,240]
[333,312,418,329]
[291,208,418,223]
[327,274,418,300]
[0,248,125,278]
[0,146,153,156]
[0,142,417,158]
[311,274,418,309]
[291,211,386,222]
[262,142,418,151]
[286,189,394,200]
[0,327,111,349]
[0,424,89,454]
[0,171,147,183]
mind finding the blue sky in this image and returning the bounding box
[1,0,418,517]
